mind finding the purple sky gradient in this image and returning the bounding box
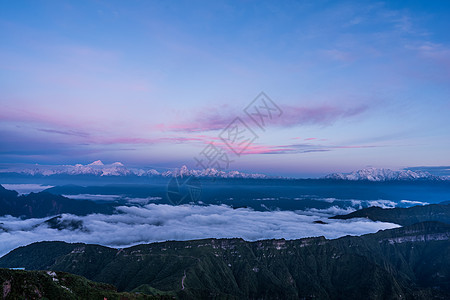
[1,1,449,176]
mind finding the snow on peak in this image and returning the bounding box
[324,167,440,181]
[2,162,270,179]
[88,160,104,166]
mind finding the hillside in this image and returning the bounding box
[1,222,449,299]
[0,185,114,218]
[0,268,167,299]
[330,203,450,225]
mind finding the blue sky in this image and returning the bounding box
[0,0,449,176]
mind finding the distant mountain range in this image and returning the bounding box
[330,203,450,226]
[0,184,114,218]
[324,167,445,181]
[1,182,450,298]
[0,161,269,179]
[1,221,449,299]
[1,162,448,181]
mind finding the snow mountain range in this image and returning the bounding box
[0,161,268,179]
[0,162,447,181]
[324,167,443,181]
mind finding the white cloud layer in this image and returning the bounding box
[0,204,400,257]
[1,184,54,195]
[63,194,122,201]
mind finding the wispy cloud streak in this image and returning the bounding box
[166,104,368,133]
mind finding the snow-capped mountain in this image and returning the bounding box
[0,161,268,179]
[22,160,133,177]
[3,163,444,181]
[324,167,442,181]
[169,165,268,179]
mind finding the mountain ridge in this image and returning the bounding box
[0,268,163,299]
[1,221,449,299]
[2,163,448,181]
[0,184,114,218]
[0,161,269,179]
[324,167,444,181]
[330,202,450,225]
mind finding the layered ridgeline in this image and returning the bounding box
[0,268,165,299]
[1,161,448,181]
[324,167,446,181]
[1,222,449,299]
[0,161,268,179]
[0,184,114,218]
[330,203,450,226]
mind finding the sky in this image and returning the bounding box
[0,0,449,177]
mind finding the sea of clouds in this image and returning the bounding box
[0,203,400,257]
[1,184,54,195]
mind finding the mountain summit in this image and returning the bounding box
[0,162,268,179]
[324,167,442,181]
[87,160,105,166]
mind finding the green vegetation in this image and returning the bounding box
[0,268,169,299]
[131,285,176,297]
[1,222,449,299]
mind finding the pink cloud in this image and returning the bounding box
[163,104,368,133]
[159,105,238,133]
[232,142,381,156]
[83,135,220,146]
[0,101,373,160]
[238,144,292,155]
[0,105,225,149]
[274,104,368,128]
[0,107,87,130]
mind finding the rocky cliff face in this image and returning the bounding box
[330,203,450,225]
[1,222,449,299]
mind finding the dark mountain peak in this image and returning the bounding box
[372,221,450,246]
[1,223,449,299]
[391,220,450,235]
[0,184,18,197]
[0,186,115,218]
[330,203,450,226]
[42,215,86,231]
